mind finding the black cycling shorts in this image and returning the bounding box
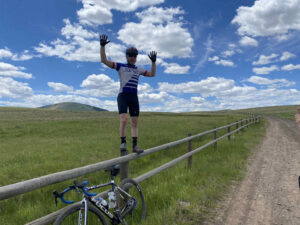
[117,92,140,117]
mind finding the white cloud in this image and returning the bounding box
[158,77,235,97]
[77,73,119,97]
[246,75,295,88]
[0,48,13,58]
[280,51,296,61]
[232,0,300,37]
[208,56,219,61]
[136,6,184,24]
[281,64,300,71]
[48,82,74,92]
[0,62,33,79]
[221,50,235,57]
[0,77,33,99]
[239,36,258,47]
[77,0,164,26]
[35,19,127,63]
[139,91,169,104]
[161,61,190,74]
[61,19,98,39]
[253,53,278,65]
[208,55,235,67]
[214,59,235,67]
[253,65,279,74]
[190,96,205,103]
[118,7,194,59]
[0,48,35,61]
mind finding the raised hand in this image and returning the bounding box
[148,51,157,63]
[100,34,110,47]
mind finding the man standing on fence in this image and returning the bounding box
[100,34,157,154]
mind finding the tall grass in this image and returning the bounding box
[0,108,265,224]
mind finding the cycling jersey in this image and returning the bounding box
[113,62,147,94]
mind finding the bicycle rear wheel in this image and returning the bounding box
[54,202,108,225]
[117,178,146,225]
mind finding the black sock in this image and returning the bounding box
[121,137,126,144]
[132,137,137,147]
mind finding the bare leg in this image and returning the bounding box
[131,116,138,137]
[120,113,128,137]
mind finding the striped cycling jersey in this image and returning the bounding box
[114,62,147,94]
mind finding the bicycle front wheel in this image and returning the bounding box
[117,178,146,225]
[54,202,108,225]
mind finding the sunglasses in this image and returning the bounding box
[127,53,137,58]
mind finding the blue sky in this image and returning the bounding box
[1,0,300,112]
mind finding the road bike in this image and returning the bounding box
[53,165,146,225]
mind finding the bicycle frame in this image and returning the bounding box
[79,180,133,224]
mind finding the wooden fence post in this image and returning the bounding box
[213,126,217,150]
[120,149,129,181]
[241,119,244,131]
[187,133,192,169]
[227,123,231,141]
[236,121,239,134]
[246,119,248,128]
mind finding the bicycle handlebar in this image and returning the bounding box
[53,181,97,205]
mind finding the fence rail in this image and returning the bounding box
[0,116,260,225]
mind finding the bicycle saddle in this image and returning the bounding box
[105,164,120,176]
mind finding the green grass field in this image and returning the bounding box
[0,107,266,224]
[236,104,299,120]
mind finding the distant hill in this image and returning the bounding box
[39,102,108,112]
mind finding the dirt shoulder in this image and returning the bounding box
[204,117,300,225]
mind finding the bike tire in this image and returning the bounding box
[54,202,108,225]
[118,178,146,224]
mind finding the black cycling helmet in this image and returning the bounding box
[126,47,138,56]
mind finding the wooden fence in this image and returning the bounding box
[0,116,260,224]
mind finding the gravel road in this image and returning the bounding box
[204,117,300,225]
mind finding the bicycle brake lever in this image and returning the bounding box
[53,190,59,206]
[73,180,81,195]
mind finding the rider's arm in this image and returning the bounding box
[100,46,115,69]
[143,51,157,77]
[143,62,156,77]
[100,34,115,69]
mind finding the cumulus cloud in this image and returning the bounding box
[34,20,103,62]
[253,65,279,75]
[281,64,300,71]
[158,77,235,97]
[214,59,235,67]
[280,51,296,61]
[239,36,258,47]
[208,56,234,67]
[208,56,219,61]
[0,48,13,59]
[0,48,35,61]
[77,73,119,97]
[61,19,98,39]
[0,77,33,99]
[77,0,164,26]
[161,61,190,74]
[118,6,194,59]
[246,75,295,88]
[232,0,300,37]
[0,62,33,79]
[221,50,235,57]
[253,53,278,65]
[48,82,74,92]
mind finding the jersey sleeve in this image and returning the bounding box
[115,62,121,71]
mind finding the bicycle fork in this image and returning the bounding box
[78,198,88,225]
